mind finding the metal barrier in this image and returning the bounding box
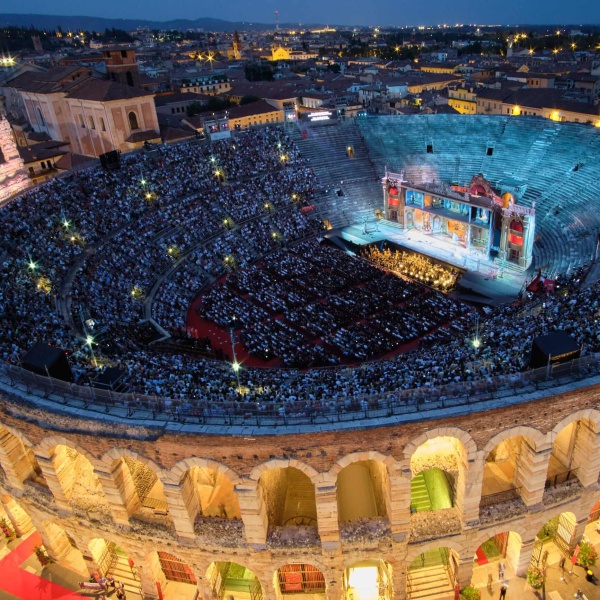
[480,487,522,508]
[1,354,599,430]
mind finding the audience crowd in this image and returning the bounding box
[1,126,600,420]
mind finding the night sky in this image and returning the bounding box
[2,0,599,27]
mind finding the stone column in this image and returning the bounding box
[315,483,340,550]
[135,555,159,600]
[94,466,130,526]
[1,494,34,537]
[515,444,551,507]
[162,481,195,541]
[571,422,600,487]
[515,538,536,576]
[462,458,483,524]
[33,453,72,517]
[0,431,30,493]
[236,481,268,548]
[456,555,474,590]
[388,473,411,542]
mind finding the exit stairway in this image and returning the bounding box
[408,549,454,600]
[108,553,144,599]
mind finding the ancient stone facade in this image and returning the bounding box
[0,381,599,600]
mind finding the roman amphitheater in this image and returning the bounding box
[1,115,600,600]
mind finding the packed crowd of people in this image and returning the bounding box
[1,126,600,420]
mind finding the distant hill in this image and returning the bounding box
[0,13,300,32]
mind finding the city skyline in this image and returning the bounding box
[3,0,600,28]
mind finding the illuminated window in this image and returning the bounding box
[128,111,139,130]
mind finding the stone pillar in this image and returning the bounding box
[386,556,406,600]
[515,444,551,507]
[33,521,71,562]
[0,430,30,493]
[135,555,159,600]
[573,518,589,547]
[94,465,130,526]
[462,458,482,524]
[1,494,34,537]
[33,453,71,517]
[515,538,536,576]
[456,555,474,590]
[236,481,268,547]
[162,481,195,540]
[315,483,340,550]
[571,422,600,487]
[388,473,410,541]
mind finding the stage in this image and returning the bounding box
[326,220,530,306]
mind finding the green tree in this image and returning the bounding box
[578,540,598,568]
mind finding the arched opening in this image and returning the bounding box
[89,538,139,595]
[258,467,318,544]
[147,550,198,599]
[410,437,464,514]
[206,562,262,600]
[40,521,87,576]
[49,444,109,514]
[337,461,390,538]
[531,512,577,569]
[480,436,531,510]
[472,532,522,588]
[0,426,46,489]
[128,111,139,130]
[180,466,242,542]
[408,549,457,599]
[344,559,392,600]
[547,419,596,491]
[111,456,172,529]
[274,563,326,599]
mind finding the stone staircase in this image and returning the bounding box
[408,549,454,600]
[289,122,382,230]
[108,554,144,599]
[410,472,432,512]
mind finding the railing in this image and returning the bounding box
[480,487,522,507]
[1,353,600,431]
[545,469,579,489]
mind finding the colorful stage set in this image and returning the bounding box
[381,172,536,272]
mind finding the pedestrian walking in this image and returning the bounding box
[499,561,505,580]
[499,583,507,599]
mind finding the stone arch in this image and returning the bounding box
[547,410,600,489]
[205,561,262,600]
[250,458,320,485]
[471,523,530,551]
[480,426,547,459]
[168,457,241,486]
[39,520,88,575]
[479,427,548,511]
[274,562,327,598]
[472,529,524,583]
[255,462,319,538]
[334,453,393,526]
[38,436,109,514]
[406,539,467,564]
[534,510,579,564]
[146,549,198,599]
[128,111,139,130]
[329,451,396,477]
[408,432,471,518]
[403,427,476,463]
[0,423,43,491]
[171,458,243,541]
[343,557,394,600]
[101,449,172,528]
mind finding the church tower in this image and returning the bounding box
[0,114,28,204]
[233,31,242,60]
[102,47,141,88]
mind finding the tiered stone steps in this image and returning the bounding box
[109,553,144,599]
[410,472,432,512]
[408,549,454,600]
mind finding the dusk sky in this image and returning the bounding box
[3,0,600,27]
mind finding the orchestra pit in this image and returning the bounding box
[1,116,600,600]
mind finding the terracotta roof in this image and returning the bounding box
[67,79,154,102]
[18,141,68,164]
[227,99,281,119]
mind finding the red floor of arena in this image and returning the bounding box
[0,532,81,599]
